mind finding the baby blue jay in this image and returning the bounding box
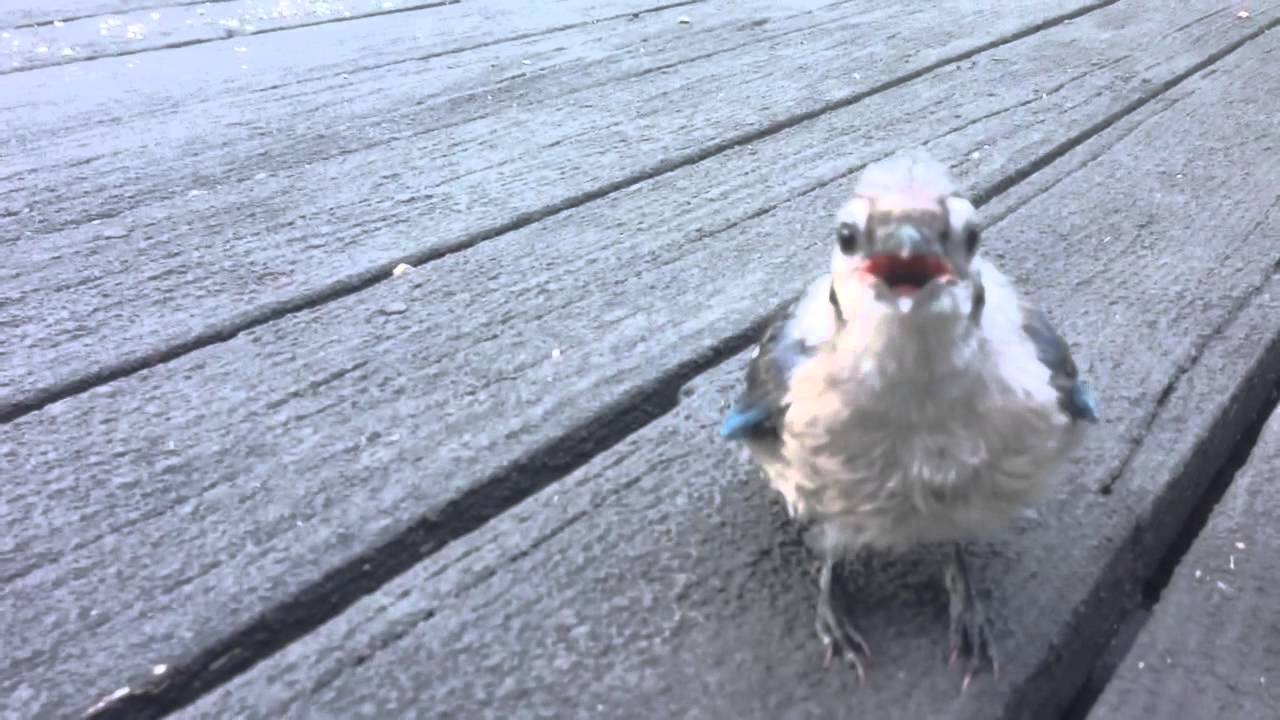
[720,150,1098,689]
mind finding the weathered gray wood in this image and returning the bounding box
[0,0,1116,413]
[1087,407,1280,719]
[0,0,688,72]
[179,37,1280,719]
[1,0,446,72]
[3,3,1277,717]
[0,0,207,28]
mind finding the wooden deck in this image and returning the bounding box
[2,1,1278,718]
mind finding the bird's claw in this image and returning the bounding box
[948,610,998,693]
[816,559,871,684]
[945,544,999,693]
[816,598,871,683]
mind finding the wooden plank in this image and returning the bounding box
[0,0,1113,413]
[1087,407,1280,719]
[2,3,1277,717]
[180,37,1280,719]
[0,0,718,151]
[0,0,691,72]
[0,0,204,28]
[1,1,452,72]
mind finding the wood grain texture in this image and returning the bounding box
[2,3,1278,718]
[0,0,211,28]
[179,37,1280,720]
[1087,408,1280,719]
[0,0,466,70]
[0,0,742,74]
[0,0,1115,411]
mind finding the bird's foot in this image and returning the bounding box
[815,558,871,683]
[945,544,999,693]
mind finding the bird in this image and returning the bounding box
[719,149,1098,690]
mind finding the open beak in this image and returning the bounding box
[858,253,955,297]
[856,224,955,300]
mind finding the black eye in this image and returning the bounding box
[837,222,859,254]
[964,226,980,253]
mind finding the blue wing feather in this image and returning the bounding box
[721,297,822,441]
[1021,304,1099,422]
[720,405,773,440]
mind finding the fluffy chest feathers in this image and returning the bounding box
[755,265,1080,555]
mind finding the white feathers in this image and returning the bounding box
[738,149,1082,558]
[760,258,1077,556]
[835,195,871,229]
[787,274,840,348]
[851,148,957,211]
[944,195,979,241]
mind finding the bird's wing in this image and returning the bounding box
[1019,301,1099,423]
[721,276,838,441]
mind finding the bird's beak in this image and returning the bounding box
[854,226,956,313]
[876,225,930,258]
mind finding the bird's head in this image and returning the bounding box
[829,151,982,318]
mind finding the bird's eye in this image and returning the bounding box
[964,226,980,253]
[837,222,859,254]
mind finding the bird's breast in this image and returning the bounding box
[767,338,1077,554]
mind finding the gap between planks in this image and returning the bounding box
[1058,330,1280,720]
[248,0,708,93]
[76,19,1280,720]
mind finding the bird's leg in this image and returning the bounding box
[814,556,871,683]
[944,543,999,691]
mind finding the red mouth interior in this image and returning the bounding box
[860,254,954,295]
